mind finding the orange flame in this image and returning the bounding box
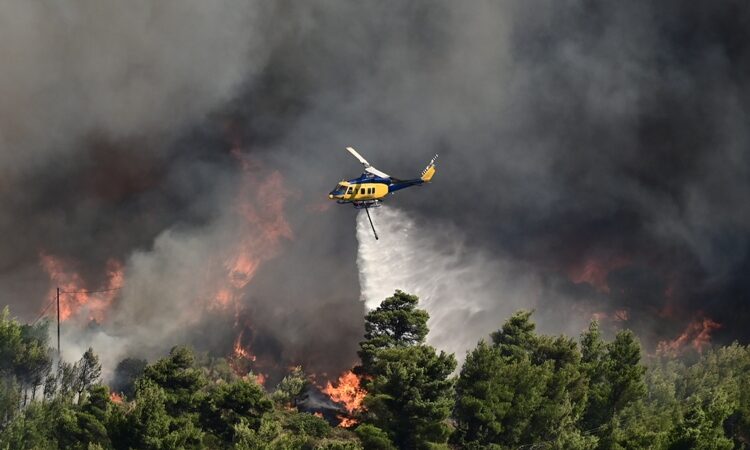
[110,392,123,404]
[200,149,293,380]
[207,167,293,314]
[657,316,722,356]
[39,254,123,322]
[229,329,269,380]
[323,370,367,426]
[337,416,358,428]
[233,330,257,362]
[568,256,630,293]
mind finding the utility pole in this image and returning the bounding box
[56,287,61,363]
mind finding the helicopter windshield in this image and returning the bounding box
[330,183,347,196]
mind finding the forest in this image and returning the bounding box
[1,291,748,450]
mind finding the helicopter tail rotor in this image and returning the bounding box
[420,154,438,182]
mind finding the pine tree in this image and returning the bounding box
[358,290,429,374]
[272,365,307,407]
[142,346,207,416]
[606,331,646,416]
[359,291,456,449]
[581,320,609,431]
[455,311,596,449]
[490,310,537,359]
[453,340,508,446]
[76,348,102,404]
[365,345,456,449]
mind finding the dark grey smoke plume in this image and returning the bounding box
[1,1,749,378]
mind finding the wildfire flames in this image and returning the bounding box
[211,151,293,380]
[337,417,359,428]
[322,370,367,427]
[109,392,123,404]
[208,154,293,317]
[39,253,123,322]
[36,143,294,388]
[229,328,264,381]
[569,257,723,356]
[232,329,257,362]
[657,316,722,356]
[567,256,630,293]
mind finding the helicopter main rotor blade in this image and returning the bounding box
[347,146,391,179]
[346,146,371,167]
[365,166,391,179]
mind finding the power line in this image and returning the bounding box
[32,297,56,325]
[58,286,122,294]
[30,286,123,324]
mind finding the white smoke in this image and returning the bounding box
[356,206,546,361]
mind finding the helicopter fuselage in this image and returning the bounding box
[328,150,437,209]
[328,174,389,203]
[328,173,425,206]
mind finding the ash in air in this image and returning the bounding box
[0,1,748,378]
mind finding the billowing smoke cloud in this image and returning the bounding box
[1,0,749,379]
[0,0,269,313]
[265,0,750,351]
[0,0,271,171]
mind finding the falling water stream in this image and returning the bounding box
[355,206,542,361]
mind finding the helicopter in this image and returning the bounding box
[328,146,438,239]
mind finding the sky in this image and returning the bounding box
[0,0,748,379]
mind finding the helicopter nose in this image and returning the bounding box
[328,194,333,199]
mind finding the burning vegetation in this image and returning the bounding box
[567,255,631,294]
[4,289,749,449]
[35,151,299,388]
[322,370,367,427]
[657,315,723,356]
[39,253,124,322]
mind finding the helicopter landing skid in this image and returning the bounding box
[352,200,382,209]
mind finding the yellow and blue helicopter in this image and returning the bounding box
[328,147,437,239]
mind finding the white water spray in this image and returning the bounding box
[356,206,544,360]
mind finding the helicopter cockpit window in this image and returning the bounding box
[330,184,347,196]
[347,187,353,194]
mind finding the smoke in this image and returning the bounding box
[0,0,270,172]
[0,0,271,318]
[272,0,750,351]
[1,0,749,379]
